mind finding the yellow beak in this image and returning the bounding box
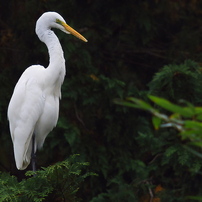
[63,22,88,42]
[57,19,87,42]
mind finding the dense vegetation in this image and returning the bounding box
[1,0,202,201]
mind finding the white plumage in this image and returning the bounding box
[7,12,87,170]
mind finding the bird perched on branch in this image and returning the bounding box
[8,11,87,170]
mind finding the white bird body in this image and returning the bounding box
[8,12,87,170]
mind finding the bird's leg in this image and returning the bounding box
[31,133,36,172]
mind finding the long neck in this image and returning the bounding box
[37,29,66,97]
[47,31,65,64]
[43,30,65,71]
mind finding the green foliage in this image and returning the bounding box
[115,94,202,200]
[0,155,96,202]
[115,95,202,144]
[148,60,202,103]
[2,1,202,201]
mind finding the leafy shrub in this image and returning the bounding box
[0,155,96,202]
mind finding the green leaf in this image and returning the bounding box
[113,99,141,109]
[180,130,199,140]
[126,97,154,111]
[195,107,202,121]
[152,116,161,130]
[184,120,202,130]
[148,95,194,117]
[186,196,202,201]
[189,141,202,148]
[196,114,202,121]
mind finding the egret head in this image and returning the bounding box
[36,12,87,42]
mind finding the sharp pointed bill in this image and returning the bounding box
[56,19,88,42]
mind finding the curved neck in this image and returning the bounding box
[42,30,65,69]
[37,29,66,97]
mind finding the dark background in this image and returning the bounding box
[1,0,202,201]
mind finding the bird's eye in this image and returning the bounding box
[56,19,62,25]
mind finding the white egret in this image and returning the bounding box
[7,12,87,170]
